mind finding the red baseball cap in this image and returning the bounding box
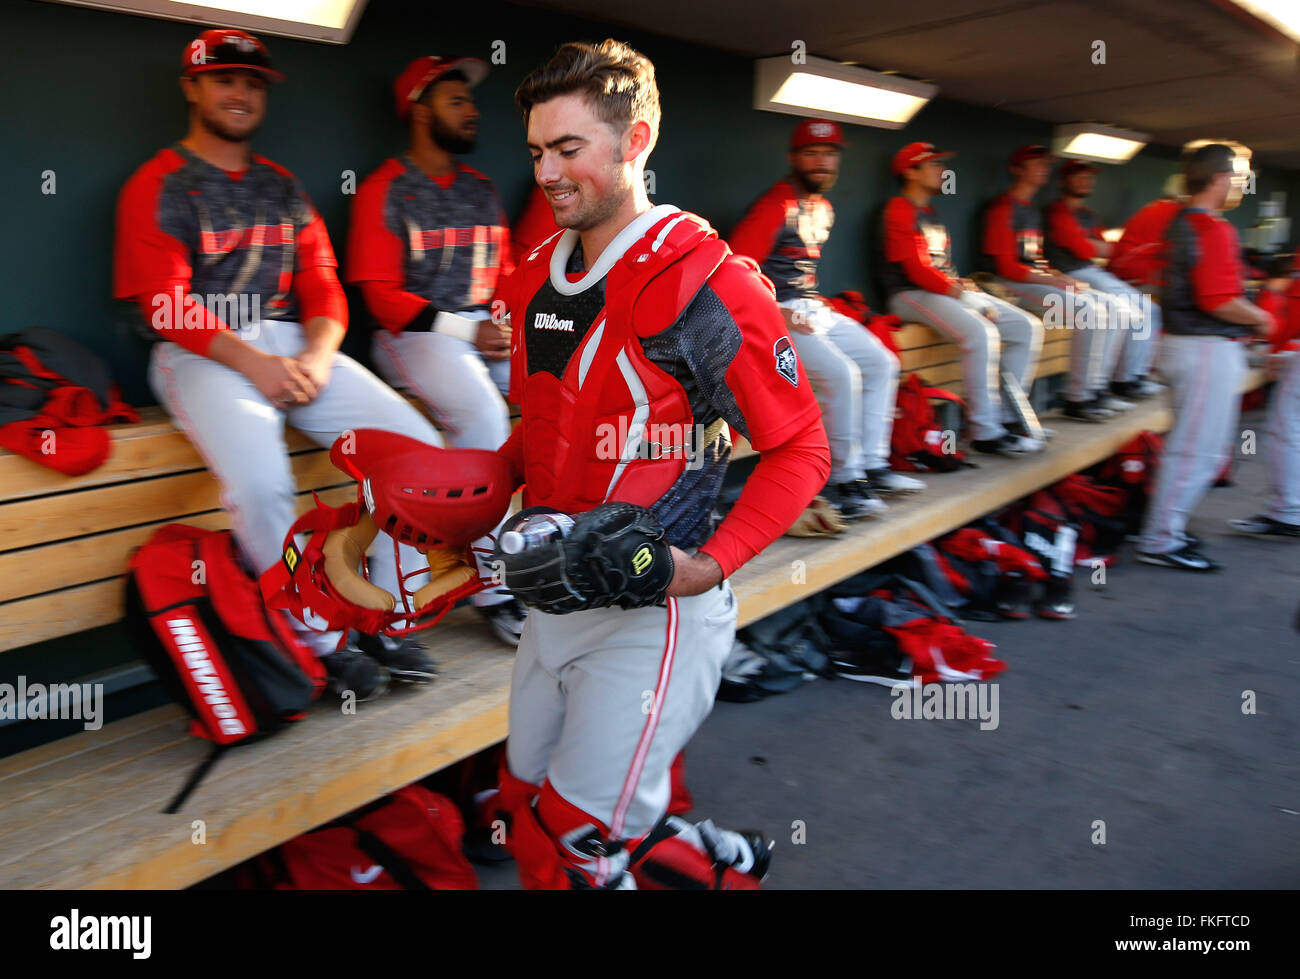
[182,29,284,83]
[1059,159,1099,179]
[893,141,954,176]
[1009,144,1051,168]
[394,56,489,121]
[790,119,845,150]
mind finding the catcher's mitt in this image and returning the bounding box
[493,502,675,614]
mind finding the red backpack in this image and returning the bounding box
[125,524,326,812]
[890,373,971,472]
[243,785,479,890]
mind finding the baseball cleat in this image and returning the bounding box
[1061,398,1115,423]
[865,468,926,495]
[832,649,913,686]
[1005,421,1055,442]
[321,646,391,702]
[735,831,775,882]
[825,481,887,520]
[1111,378,1163,400]
[476,597,527,646]
[1094,392,1135,413]
[1136,545,1222,572]
[356,632,437,683]
[1228,514,1300,538]
[971,433,1040,457]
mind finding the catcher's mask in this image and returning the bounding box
[260,430,514,637]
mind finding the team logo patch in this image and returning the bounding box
[774,336,799,387]
[283,542,301,574]
[631,543,655,577]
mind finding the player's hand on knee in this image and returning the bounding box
[248,353,317,407]
[294,347,334,395]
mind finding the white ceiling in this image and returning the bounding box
[518,0,1300,168]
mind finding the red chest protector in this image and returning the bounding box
[511,209,731,514]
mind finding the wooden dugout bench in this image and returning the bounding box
[0,324,1262,888]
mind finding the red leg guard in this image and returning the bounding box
[630,836,762,891]
[495,766,574,890]
[667,750,693,817]
[496,761,626,889]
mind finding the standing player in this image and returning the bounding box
[1137,144,1276,570]
[729,119,923,521]
[1229,251,1300,538]
[491,40,831,889]
[981,145,1129,422]
[346,56,526,645]
[881,141,1046,456]
[1044,160,1161,399]
[114,30,443,698]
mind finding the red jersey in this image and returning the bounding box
[980,191,1049,281]
[878,195,959,297]
[512,184,561,262]
[345,158,512,333]
[114,145,342,356]
[495,206,829,578]
[728,179,833,302]
[1043,198,1104,274]
[1108,198,1180,287]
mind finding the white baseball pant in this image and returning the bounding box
[781,298,898,483]
[506,582,737,852]
[992,278,1119,402]
[888,289,1043,442]
[1139,334,1246,554]
[1265,350,1300,525]
[1072,265,1161,383]
[149,320,444,656]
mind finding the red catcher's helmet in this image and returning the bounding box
[330,430,513,551]
[182,29,285,83]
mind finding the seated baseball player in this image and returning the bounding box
[1229,250,1300,539]
[491,40,831,889]
[114,29,444,700]
[729,118,924,521]
[1138,144,1275,571]
[346,55,526,646]
[1044,160,1162,399]
[881,141,1046,457]
[981,145,1131,423]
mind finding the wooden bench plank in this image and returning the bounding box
[0,451,345,552]
[0,485,358,605]
[0,408,320,505]
[0,486,358,653]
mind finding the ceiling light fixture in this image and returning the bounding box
[41,0,368,44]
[754,55,937,129]
[1052,123,1150,164]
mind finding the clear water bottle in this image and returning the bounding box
[499,511,575,554]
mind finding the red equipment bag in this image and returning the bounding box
[890,373,972,472]
[125,524,326,812]
[246,785,479,890]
